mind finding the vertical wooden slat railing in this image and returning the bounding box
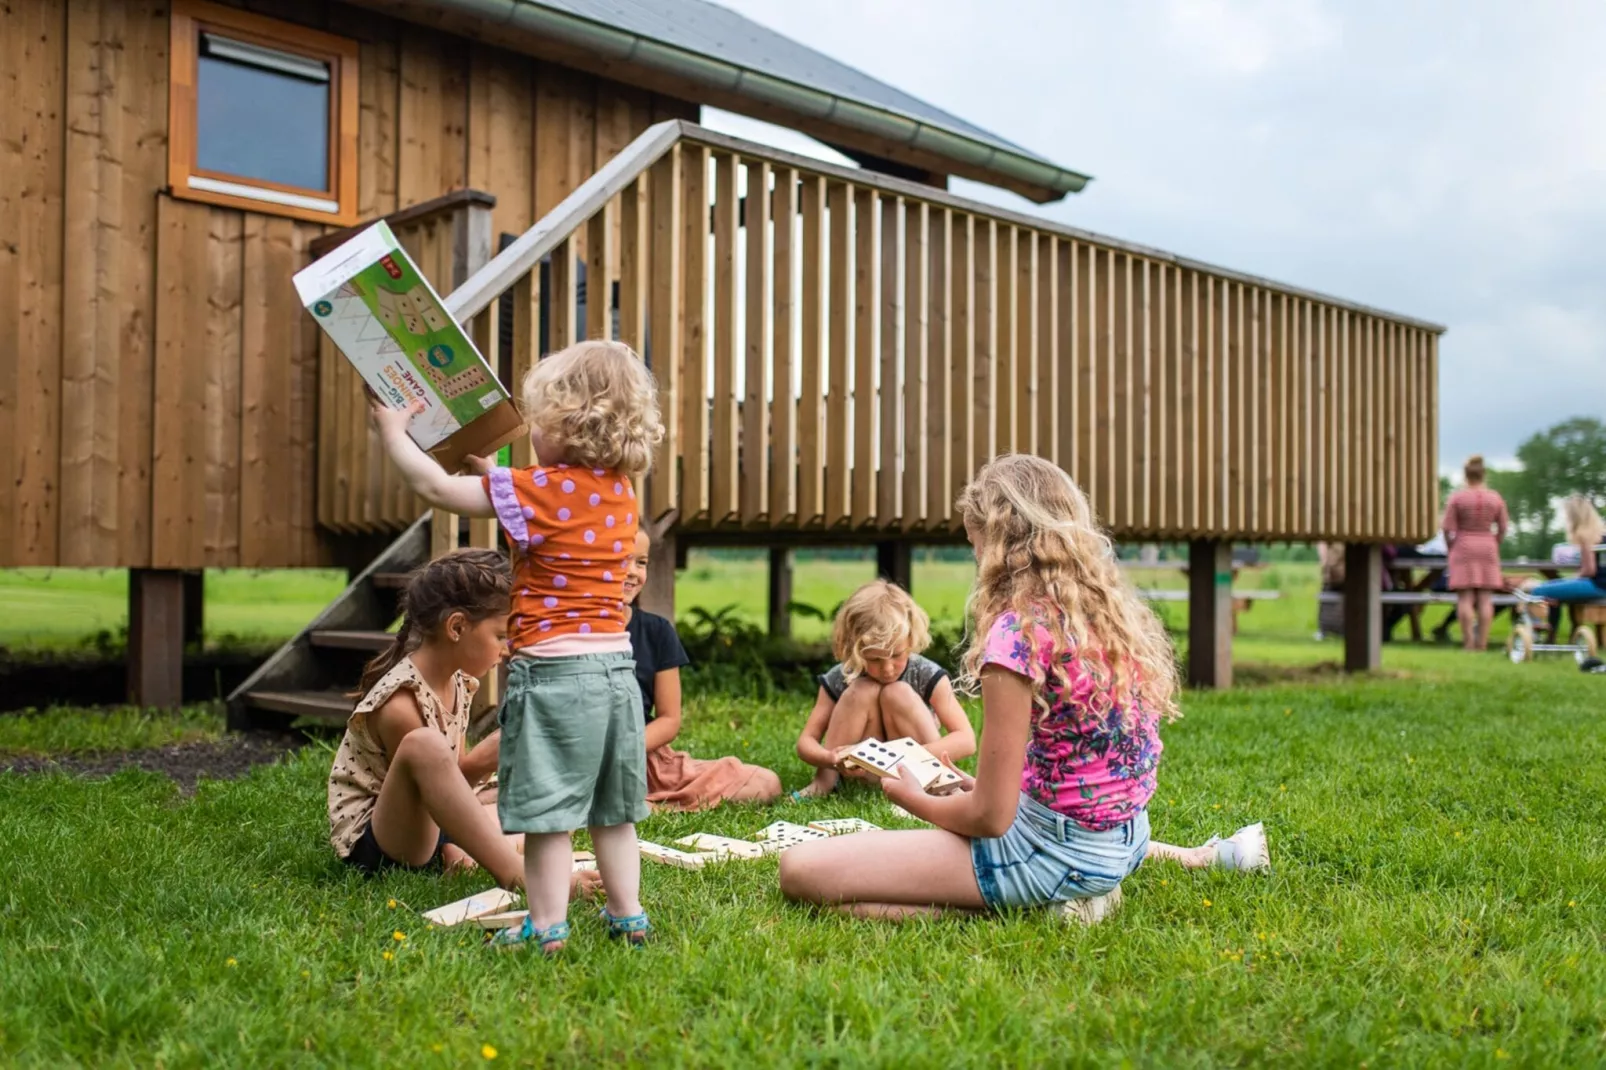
[315,121,1443,551]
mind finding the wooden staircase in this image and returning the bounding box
[224,516,431,731]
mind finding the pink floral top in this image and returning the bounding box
[981,611,1162,830]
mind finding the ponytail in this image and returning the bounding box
[356,616,416,696]
[349,548,512,699]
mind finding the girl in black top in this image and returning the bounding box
[622,531,783,810]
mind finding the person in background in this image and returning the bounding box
[1440,455,1510,652]
[1529,495,1606,640]
[620,529,784,809]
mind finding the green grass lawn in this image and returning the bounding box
[3,638,1603,1066]
[1,555,1467,651]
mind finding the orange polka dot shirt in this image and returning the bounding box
[483,464,639,649]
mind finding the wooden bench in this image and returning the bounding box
[1318,589,1521,643]
[1136,589,1280,635]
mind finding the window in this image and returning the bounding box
[168,0,358,224]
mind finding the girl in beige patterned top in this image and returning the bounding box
[328,548,600,899]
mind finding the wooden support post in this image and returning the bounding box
[128,569,186,709]
[1186,540,1232,689]
[182,570,205,648]
[1344,543,1382,672]
[876,541,914,592]
[641,529,678,622]
[768,547,794,638]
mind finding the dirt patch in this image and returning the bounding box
[0,732,304,793]
[1232,661,1411,687]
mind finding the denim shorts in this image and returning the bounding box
[971,793,1150,909]
[497,653,647,834]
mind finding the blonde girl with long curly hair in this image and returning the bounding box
[373,339,662,953]
[781,455,1261,923]
[1530,494,1606,636]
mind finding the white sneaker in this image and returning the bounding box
[1208,822,1270,871]
[1059,883,1123,927]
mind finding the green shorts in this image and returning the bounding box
[496,652,648,834]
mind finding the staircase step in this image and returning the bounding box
[309,629,396,652]
[244,689,354,723]
[372,572,411,590]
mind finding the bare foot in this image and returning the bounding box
[441,843,479,875]
[791,769,840,800]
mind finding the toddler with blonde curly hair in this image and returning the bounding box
[372,339,662,954]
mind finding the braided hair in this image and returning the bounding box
[356,548,512,695]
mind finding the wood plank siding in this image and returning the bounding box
[0,0,697,568]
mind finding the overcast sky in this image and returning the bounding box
[704,0,1605,472]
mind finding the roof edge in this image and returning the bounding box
[424,0,1092,202]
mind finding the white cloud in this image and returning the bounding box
[710,0,1606,465]
[1162,0,1340,76]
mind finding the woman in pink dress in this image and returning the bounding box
[1441,455,1510,651]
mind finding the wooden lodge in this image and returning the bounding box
[0,0,1444,716]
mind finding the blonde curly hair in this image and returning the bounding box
[956,454,1179,726]
[520,340,663,478]
[831,580,931,684]
[1562,494,1604,550]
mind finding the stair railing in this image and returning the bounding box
[326,119,1446,551]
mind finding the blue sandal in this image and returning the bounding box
[488,915,570,955]
[599,908,651,946]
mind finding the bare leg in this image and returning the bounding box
[829,902,982,920]
[879,681,940,744]
[523,832,574,940]
[369,728,523,889]
[590,823,644,919]
[1457,591,1477,651]
[1476,591,1495,651]
[778,829,986,913]
[1145,840,1216,869]
[798,678,884,797]
[726,765,784,804]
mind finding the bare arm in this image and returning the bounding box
[795,688,844,769]
[368,689,430,761]
[643,668,682,751]
[1441,496,1459,550]
[924,677,976,763]
[885,667,1032,839]
[370,397,496,517]
[458,728,500,786]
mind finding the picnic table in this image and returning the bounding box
[1375,557,1574,642]
[1122,560,1280,634]
[1135,587,1281,635]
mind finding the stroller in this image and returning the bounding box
[1505,587,1600,665]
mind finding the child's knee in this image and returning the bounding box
[778,846,826,902]
[394,727,453,768]
[878,680,921,710]
[841,676,882,703]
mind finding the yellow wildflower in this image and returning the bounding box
[1202,898,1212,908]
[388,898,398,909]
[1568,900,1577,908]
[301,970,310,979]
[226,958,238,967]
[482,1044,498,1060]
[382,951,394,961]
[1495,1050,1509,1061]
[393,931,406,942]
